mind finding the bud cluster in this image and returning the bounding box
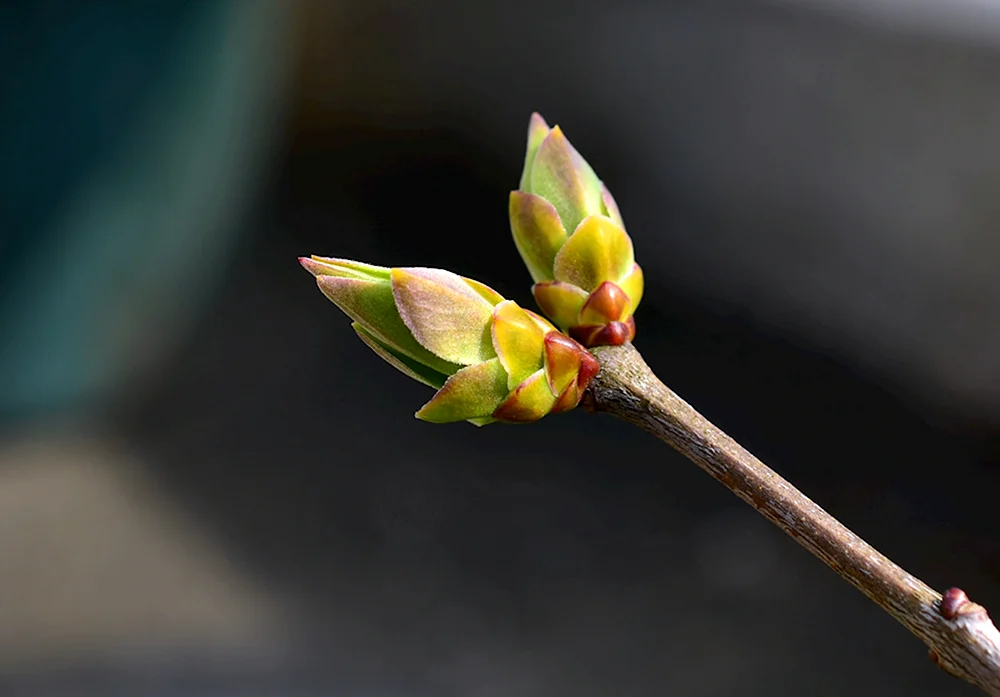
[301,113,644,424]
[300,257,598,425]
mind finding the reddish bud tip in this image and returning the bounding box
[568,325,600,347]
[940,588,970,620]
[624,315,636,338]
[550,383,580,414]
[543,331,582,356]
[579,281,630,325]
[570,321,633,347]
[299,256,323,276]
[601,322,631,346]
[577,350,600,391]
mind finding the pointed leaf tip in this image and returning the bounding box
[529,112,550,131]
[300,255,391,281]
[299,256,328,277]
[462,276,505,307]
[529,126,604,236]
[523,308,557,335]
[520,113,553,191]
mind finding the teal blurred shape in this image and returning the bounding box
[0,0,291,423]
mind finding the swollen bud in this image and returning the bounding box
[300,256,599,425]
[510,113,643,347]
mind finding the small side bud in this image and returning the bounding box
[940,588,970,620]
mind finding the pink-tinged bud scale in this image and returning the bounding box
[492,369,557,423]
[578,281,630,326]
[570,318,634,348]
[542,332,585,396]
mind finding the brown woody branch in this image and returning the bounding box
[584,342,1000,696]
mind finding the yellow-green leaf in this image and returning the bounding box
[532,280,588,331]
[492,369,558,423]
[509,191,568,283]
[491,300,546,390]
[415,358,510,423]
[519,112,551,191]
[552,215,634,292]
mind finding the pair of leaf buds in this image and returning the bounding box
[300,114,643,425]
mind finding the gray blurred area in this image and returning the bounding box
[2,0,1000,695]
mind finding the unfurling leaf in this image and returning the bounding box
[300,256,599,425]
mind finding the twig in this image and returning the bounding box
[584,342,1000,696]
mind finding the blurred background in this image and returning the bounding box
[1,0,999,694]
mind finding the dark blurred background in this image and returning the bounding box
[2,0,999,695]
